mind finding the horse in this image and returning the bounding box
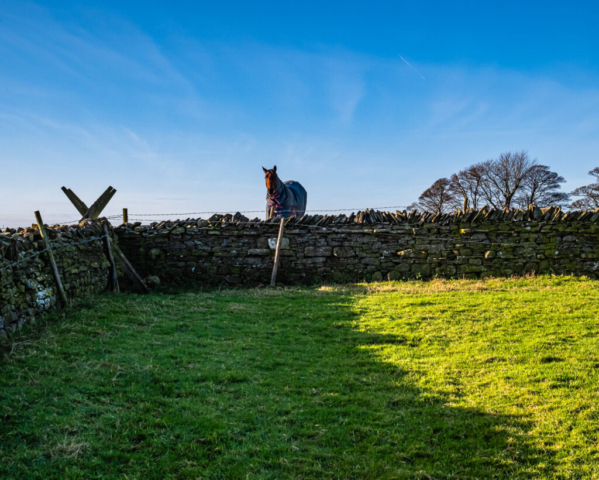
[263,166,307,219]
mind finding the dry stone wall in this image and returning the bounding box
[115,206,599,287]
[0,220,113,336]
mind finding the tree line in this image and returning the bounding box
[408,151,599,214]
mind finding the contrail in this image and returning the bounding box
[399,55,426,80]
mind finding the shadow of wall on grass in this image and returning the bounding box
[222,288,548,479]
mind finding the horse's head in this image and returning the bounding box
[262,165,278,195]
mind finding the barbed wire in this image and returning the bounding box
[50,215,122,225]
[0,246,52,272]
[4,208,411,228]
[120,206,410,218]
[0,235,107,272]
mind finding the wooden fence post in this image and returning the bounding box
[102,222,119,293]
[110,241,150,294]
[34,211,69,306]
[83,186,117,220]
[270,218,285,287]
[61,187,88,216]
[123,208,128,224]
[61,185,117,221]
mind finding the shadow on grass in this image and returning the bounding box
[0,288,545,479]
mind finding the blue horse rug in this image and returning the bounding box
[266,180,307,219]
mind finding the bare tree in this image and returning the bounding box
[514,165,569,208]
[409,151,569,213]
[409,178,454,214]
[449,163,486,210]
[476,151,537,208]
[570,167,599,210]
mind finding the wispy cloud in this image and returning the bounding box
[399,55,426,80]
[326,64,365,124]
[0,3,201,112]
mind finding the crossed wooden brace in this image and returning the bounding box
[61,186,117,220]
[61,185,149,293]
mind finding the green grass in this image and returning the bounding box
[2,276,599,478]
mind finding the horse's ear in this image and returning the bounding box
[262,166,268,174]
[273,165,277,173]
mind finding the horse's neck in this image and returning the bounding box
[270,177,285,199]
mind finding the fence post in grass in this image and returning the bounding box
[102,222,119,293]
[110,241,150,294]
[34,211,69,306]
[123,208,128,224]
[270,218,285,287]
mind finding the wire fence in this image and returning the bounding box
[108,206,410,224]
[3,206,413,228]
[123,206,410,218]
[0,235,107,272]
[51,216,120,225]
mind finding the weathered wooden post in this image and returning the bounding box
[110,242,150,294]
[83,187,117,219]
[463,197,469,211]
[61,187,87,216]
[34,211,69,306]
[270,218,285,287]
[61,186,117,220]
[102,222,119,293]
[123,208,128,224]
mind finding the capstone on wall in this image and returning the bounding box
[115,206,599,287]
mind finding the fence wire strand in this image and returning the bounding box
[19,207,412,226]
[118,206,410,218]
[0,235,107,272]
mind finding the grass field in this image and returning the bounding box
[2,276,599,479]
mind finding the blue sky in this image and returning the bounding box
[1,0,599,227]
